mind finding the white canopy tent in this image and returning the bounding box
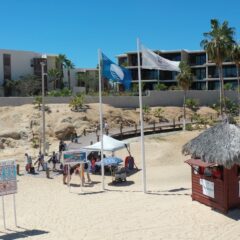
[83,135,129,152]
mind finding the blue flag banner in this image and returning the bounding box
[101,53,131,90]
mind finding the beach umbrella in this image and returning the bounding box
[95,157,123,166]
[182,122,240,168]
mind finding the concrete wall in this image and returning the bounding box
[0,90,238,107]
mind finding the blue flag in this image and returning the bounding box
[101,53,131,90]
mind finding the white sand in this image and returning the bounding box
[0,131,240,240]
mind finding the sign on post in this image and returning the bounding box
[63,150,87,164]
[63,150,87,193]
[0,159,18,229]
[0,160,17,196]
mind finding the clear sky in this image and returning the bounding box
[1,0,240,68]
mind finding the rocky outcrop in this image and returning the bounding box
[0,131,21,140]
[54,123,76,140]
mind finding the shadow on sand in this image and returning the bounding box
[147,187,191,196]
[0,229,49,240]
[108,180,135,187]
[107,187,190,195]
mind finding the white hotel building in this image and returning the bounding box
[0,49,59,96]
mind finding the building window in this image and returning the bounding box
[119,57,128,67]
[3,54,11,80]
[208,81,220,90]
[192,68,206,80]
[33,58,47,77]
[189,54,206,66]
[223,66,236,78]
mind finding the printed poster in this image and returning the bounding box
[0,160,17,196]
[63,150,87,164]
[200,179,214,198]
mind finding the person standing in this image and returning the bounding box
[48,151,58,171]
[25,153,32,173]
[34,152,44,171]
[104,121,109,135]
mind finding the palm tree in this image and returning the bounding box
[56,54,67,89]
[64,59,74,90]
[230,43,240,118]
[201,19,235,116]
[177,61,193,131]
[48,68,61,90]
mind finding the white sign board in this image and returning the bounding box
[0,160,17,196]
[63,150,87,164]
[200,179,214,198]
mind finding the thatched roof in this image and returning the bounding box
[182,122,240,168]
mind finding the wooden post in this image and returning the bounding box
[46,167,50,178]
[97,135,99,142]
[173,118,175,128]
[153,121,155,133]
[83,129,86,136]
[120,123,123,139]
[17,164,20,175]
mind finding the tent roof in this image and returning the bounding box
[182,122,240,168]
[83,135,129,152]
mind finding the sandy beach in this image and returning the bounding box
[0,130,240,240]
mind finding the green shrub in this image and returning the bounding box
[185,98,199,110]
[69,94,85,111]
[154,83,167,91]
[185,123,193,131]
[47,87,72,96]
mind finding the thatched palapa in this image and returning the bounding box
[182,122,240,168]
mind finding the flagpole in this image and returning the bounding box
[98,49,105,191]
[137,38,147,193]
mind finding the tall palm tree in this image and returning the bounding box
[230,43,240,118]
[64,59,75,89]
[201,19,235,117]
[56,54,67,89]
[177,61,193,131]
[48,68,61,90]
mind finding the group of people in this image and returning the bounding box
[25,140,67,174]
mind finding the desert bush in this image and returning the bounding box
[185,98,199,110]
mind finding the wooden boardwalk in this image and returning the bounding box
[110,121,185,140]
[69,120,192,150]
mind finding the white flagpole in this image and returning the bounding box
[98,49,105,191]
[137,38,147,193]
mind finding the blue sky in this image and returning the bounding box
[1,0,240,68]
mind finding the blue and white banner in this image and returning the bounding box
[63,150,87,164]
[101,53,131,90]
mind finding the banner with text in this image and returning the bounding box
[0,160,17,196]
[63,150,87,164]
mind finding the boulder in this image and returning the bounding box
[0,131,21,140]
[54,123,76,140]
